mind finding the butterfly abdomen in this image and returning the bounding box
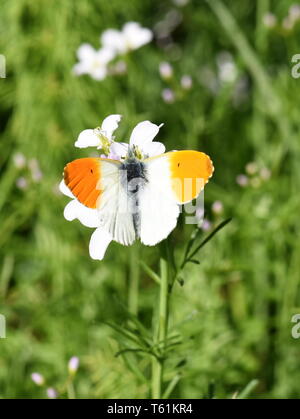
[119,159,148,237]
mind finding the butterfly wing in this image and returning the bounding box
[139,150,214,246]
[63,157,136,246]
[163,150,214,204]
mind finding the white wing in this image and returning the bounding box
[98,161,136,246]
[139,155,180,246]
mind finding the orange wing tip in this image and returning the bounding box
[168,150,214,204]
[198,154,214,196]
[205,154,214,183]
[63,158,102,209]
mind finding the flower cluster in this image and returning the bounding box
[31,356,80,399]
[199,51,249,107]
[159,61,193,104]
[60,115,165,260]
[73,22,153,81]
[263,4,300,32]
[236,161,271,188]
[13,153,43,190]
[196,200,224,233]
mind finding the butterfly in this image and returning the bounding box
[63,149,214,247]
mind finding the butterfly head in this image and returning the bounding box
[125,144,145,162]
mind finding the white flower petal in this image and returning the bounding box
[109,142,129,160]
[90,66,107,81]
[77,43,96,61]
[97,47,116,63]
[122,22,153,50]
[76,205,101,228]
[59,180,74,199]
[130,121,163,148]
[89,227,112,260]
[122,22,141,33]
[64,199,101,228]
[101,114,122,140]
[101,29,126,54]
[64,200,78,221]
[75,129,100,148]
[143,141,166,157]
[73,62,88,76]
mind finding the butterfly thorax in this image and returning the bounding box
[119,157,147,237]
[120,157,147,186]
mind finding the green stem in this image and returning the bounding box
[67,379,76,400]
[128,244,140,316]
[151,254,169,399]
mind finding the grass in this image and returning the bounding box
[1,0,300,399]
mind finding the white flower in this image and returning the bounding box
[217,51,238,84]
[74,114,122,153]
[73,43,115,80]
[101,22,153,55]
[60,116,164,260]
[110,120,165,160]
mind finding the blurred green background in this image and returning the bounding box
[1,0,300,399]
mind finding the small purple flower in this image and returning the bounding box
[28,158,43,182]
[282,16,293,30]
[32,169,43,182]
[195,206,204,225]
[289,4,300,22]
[112,60,127,75]
[68,356,80,374]
[201,219,212,232]
[159,62,173,79]
[13,152,26,169]
[262,12,277,28]
[212,200,223,215]
[236,174,249,187]
[16,177,28,190]
[31,372,45,386]
[47,388,58,399]
[161,88,175,103]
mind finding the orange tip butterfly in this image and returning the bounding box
[61,117,214,259]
